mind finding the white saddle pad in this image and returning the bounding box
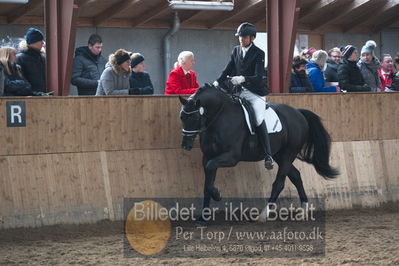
[241,104,282,135]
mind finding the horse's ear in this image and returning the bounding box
[179,95,188,105]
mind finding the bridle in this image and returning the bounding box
[181,103,225,137]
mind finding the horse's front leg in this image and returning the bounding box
[203,152,239,202]
[197,153,239,225]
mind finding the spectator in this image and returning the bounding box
[388,71,399,92]
[96,49,136,96]
[338,45,370,92]
[71,34,107,95]
[16,27,46,93]
[0,60,4,96]
[379,54,394,91]
[300,47,316,61]
[165,51,199,95]
[129,53,154,95]
[394,53,399,71]
[0,46,33,96]
[290,56,312,93]
[306,50,336,92]
[357,40,381,92]
[325,47,341,82]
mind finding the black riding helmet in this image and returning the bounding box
[235,22,257,38]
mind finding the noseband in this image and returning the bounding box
[181,106,204,137]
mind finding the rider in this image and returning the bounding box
[213,22,274,169]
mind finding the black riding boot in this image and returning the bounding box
[256,121,274,169]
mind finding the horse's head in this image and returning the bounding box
[179,95,203,150]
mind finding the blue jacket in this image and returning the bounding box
[306,61,336,93]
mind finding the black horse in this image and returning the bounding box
[179,84,338,221]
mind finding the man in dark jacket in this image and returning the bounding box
[290,56,312,93]
[325,47,341,82]
[338,45,371,92]
[214,22,273,169]
[16,27,46,93]
[71,34,107,95]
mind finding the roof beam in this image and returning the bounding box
[342,0,398,32]
[180,10,203,25]
[299,0,339,20]
[93,0,139,26]
[373,4,399,32]
[131,1,169,28]
[77,0,93,8]
[7,0,42,24]
[311,0,373,30]
[209,0,263,29]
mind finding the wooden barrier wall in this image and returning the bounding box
[0,93,398,228]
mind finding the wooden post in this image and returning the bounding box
[45,0,78,96]
[266,0,300,93]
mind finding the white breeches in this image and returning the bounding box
[239,89,266,126]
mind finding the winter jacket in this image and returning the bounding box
[0,64,4,96]
[71,46,107,95]
[16,41,46,93]
[379,68,394,91]
[290,69,313,93]
[389,72,399,91]
[165,66,199,95]
[217,44,267,96]
[129,71,154,95]
[96,62,131,95]
[324,59,339,82]
[338,59,370,92]
[306,61,336,93]
[357,58,381,92]
[3,62,34,96]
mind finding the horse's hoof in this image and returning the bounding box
[257,203,276,222]
[209,188,222,201]
[195,216,208,226]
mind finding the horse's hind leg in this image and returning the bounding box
[259,152,296,221]
[287,165,308,204]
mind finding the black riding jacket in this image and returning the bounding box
[217,43,267,96]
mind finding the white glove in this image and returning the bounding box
[212,80,219,87]
[231,75,245,85]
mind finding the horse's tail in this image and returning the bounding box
[297,109,339,179]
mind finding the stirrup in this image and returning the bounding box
[265,156,274,170]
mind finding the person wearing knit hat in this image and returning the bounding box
[337,44,371,92]
[25,28,44,45]
[341,45,357,60]
[16,27,46,93]
[129,53,154,95]
[96,48,137,95]
[361,40,377,57]
[300,47,316,61]
[358,40,381,92]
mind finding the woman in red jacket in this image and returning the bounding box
[165,51,199,95]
